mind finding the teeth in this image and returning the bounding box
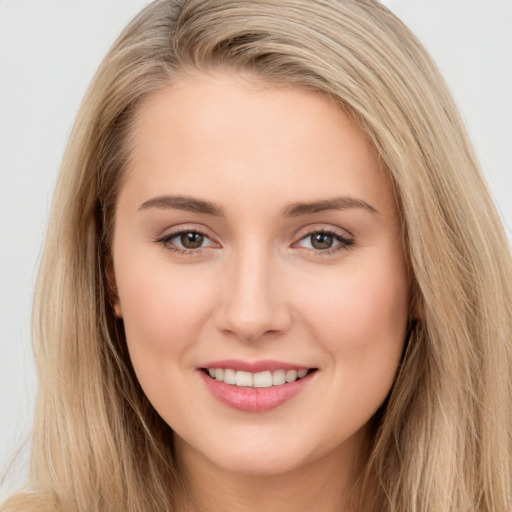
[223,368,236,385]
[235,370,253,387]
[207,368,311,387]
[253,371,272,388]
[285,369,297,383]
[272,369,286,386]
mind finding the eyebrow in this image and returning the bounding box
[138,195,225,216]
[282,197,378,217]
[138,194,378,217]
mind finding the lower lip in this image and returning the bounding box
[199,371,315,412]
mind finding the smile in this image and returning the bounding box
[205,368,311,387]
[199,362,318,412]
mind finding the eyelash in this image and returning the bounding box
[155,229,214,256]
[295,229,355,255]
[155,228,355,256]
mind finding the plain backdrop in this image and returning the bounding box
[1,0,511,496]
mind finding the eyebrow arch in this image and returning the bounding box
[138,194,377,218]
[138,195,225,216]
[282,197,378,217]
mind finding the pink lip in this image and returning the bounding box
[198,360,317,413]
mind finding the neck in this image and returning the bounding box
[173,428,372,512]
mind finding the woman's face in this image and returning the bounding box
[111,72,409,478]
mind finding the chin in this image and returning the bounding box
[212,448,308,477]
[177,428,317,478]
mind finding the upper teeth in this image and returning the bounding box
[207,368,309,387]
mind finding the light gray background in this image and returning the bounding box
[1,0,511,496]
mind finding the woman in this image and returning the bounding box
[2,0,511,511]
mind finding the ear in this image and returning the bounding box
[106,257,123,318]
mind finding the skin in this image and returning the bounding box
[111,72,410,512]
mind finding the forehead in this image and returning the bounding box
[122,72,396,219]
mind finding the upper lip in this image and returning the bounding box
[200,359,315,373]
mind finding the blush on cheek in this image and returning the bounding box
[304,277,408,380]
[119,262,217,349]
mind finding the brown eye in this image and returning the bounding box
[295,230,354,253]
[310,233,334,250]
[180,232,204,249]
[157,229,217,253]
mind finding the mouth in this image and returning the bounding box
[199,361,318,412]
[201,367,317,388]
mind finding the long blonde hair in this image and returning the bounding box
[2,1,511,510]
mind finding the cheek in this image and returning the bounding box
[115,258,218,357]
[300,258,409,430]
[294,254,409,370]
[115,261,220,421]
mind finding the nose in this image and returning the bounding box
[214,244,292,343]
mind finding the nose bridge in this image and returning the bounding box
[217,239,290,341]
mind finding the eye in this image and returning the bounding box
[177,231,206,249]
[296,230,354,252]
[307,232,336,250]
[157,229,217,252]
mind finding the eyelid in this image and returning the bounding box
[154,221,211,237]
[293,223,354,241]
